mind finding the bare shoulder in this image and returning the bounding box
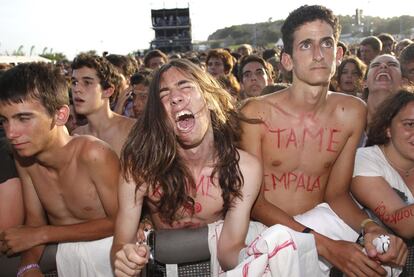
[240,90,286,118]
[70,135,118,165]
[328,92,367,111]
[114,114,136,133]
[329,92,366,118]
[327,92,367,134]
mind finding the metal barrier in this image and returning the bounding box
[144,226,211,277]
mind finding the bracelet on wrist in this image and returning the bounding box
[360,218,376,236]
[17,263,40,277]
[360,218,375,230]
[357,218,376,246]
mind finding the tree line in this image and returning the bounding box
[206,15,414,48]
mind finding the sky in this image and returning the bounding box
[0,0,410,59]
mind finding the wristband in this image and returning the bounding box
[302,227,313,233]
[360,218,375,231]
[17,263,40,277]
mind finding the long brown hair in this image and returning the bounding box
[122,59,243,224]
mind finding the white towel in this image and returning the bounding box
[225,225,323,277]
[294,203,402,277]
[208,220,267,276]
[56,236,114,277]
[208,221,322,277]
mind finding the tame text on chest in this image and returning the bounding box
[267,126,341,152]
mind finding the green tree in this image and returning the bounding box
[40,52,67,62]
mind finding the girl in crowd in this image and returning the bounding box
[336,56,367,98]
[351,88,414,275]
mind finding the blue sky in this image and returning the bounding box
[0,0,410,59]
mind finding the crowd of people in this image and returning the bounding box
[1,4,414,277]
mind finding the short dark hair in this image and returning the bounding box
[377,33,395,43]
[130,71,151,87]
[367,87,414,146]
[337,41,349,56]
[0,62,69,116]
[396,39,413,56]
[360,36,382,52]
[71,53,122,104]
[262,48,278,61]
[281,5,341,55]
[72,53,120,90]
[237,55,273,82]
[143,50,168,68]
[400,43,414,78]
[105,54,137,79]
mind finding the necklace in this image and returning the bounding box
[382,146,414,177]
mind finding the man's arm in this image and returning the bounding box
[2,142,119,254]
[0,177,24,231]
[2,162,48,274]
[324,98,368,230]
[0,140,24,231]
[111,175,149,276]
[217,150,261,271]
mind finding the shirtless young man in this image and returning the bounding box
[111,59,262,276]
[240,5,407,276]
[0,63,119,276]
[238,55,274,99]
[71,53,136,157]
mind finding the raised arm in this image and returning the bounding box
[217,150,261,271]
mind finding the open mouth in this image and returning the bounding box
[375,72,391,81]
[175,110,195,132]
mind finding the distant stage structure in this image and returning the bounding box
[150,7,192,53]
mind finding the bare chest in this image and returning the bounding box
[28,164,105,223]
[147,174,224,228]
[261,108,348,167]
[259,113,349,213]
